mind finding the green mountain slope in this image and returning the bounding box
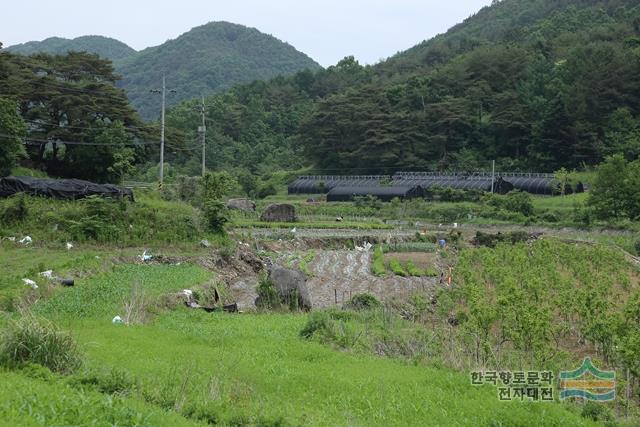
[6,36,136,61]
[163,0,640,176]
[115,21,322,119]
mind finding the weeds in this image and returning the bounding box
[345,293,381,311]
[0,314,83,373]
[0,194,28,225]
[424,267,439,277]
[256,274,280,310]
[122,283,149,325]
[0,193,204,245]
[298,251,316,277]
[372,247,386,276]
[70,367,137,396]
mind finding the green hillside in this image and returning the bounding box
[5,22,322,121]
[115,21,321,119]
[162,0,640,177]
[6,36,136,61]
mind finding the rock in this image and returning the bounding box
[200,239,211,248]
[269,265,312,309]
[260,204,296,223]
[240,250,264,273]
[227,198,256,212]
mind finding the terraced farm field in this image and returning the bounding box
[305,250,439,308]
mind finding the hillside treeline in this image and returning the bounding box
[164,0,640,175]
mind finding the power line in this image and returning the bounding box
[0,133,158,147]
[23,118,153,133]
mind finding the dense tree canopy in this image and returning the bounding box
[0,48,151,182]
[162,0,640,176]
[0,97,27,176]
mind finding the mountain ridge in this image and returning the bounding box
[5,22,322,120]
[6,35,137,61]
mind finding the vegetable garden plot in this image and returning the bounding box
[305,250,440,308]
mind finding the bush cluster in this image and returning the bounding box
[0,315,83,374]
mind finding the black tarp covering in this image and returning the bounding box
[288,172,584,196]
[0,176,134,201]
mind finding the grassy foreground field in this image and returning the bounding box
[0,252,596,426]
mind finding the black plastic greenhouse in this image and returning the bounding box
[288,171,584,197]
[391,174,514,194]
[326,185,425,202]
[288,176,388,194]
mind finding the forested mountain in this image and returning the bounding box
[6,36,136,61]
[115,22,321,120]
[6,22,321,121]
[163,0,640,176]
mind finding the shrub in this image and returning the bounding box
[202,171,236,233]
[203,199,229,233]
[257,183,277,199]
[256,274,279,310]
[634,238,640,256]
[0,315,83,373]
[540,211,560,223]
[218,239,236,258]
[0,194,28,225]
[345,293,381,310]
[581,401,614,423]
[473,231,531,248]
[389,259,408,277]
[484,191,534,217]
[372,247,386,276]
[300,311,333,339]
[353,195,382,210]
[66,196,122,241]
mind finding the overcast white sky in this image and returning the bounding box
[2,0,492,66]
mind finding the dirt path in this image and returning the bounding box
[306,250,439,309]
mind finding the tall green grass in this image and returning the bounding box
[66,311,595,426]
[0,371,197,426]
[0,193,204,245]
[35,264,210,320]
[0,315,82,373]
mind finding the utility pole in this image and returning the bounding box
[491,159,496,194]
[198,95,207,177]
[150,75,176,187]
